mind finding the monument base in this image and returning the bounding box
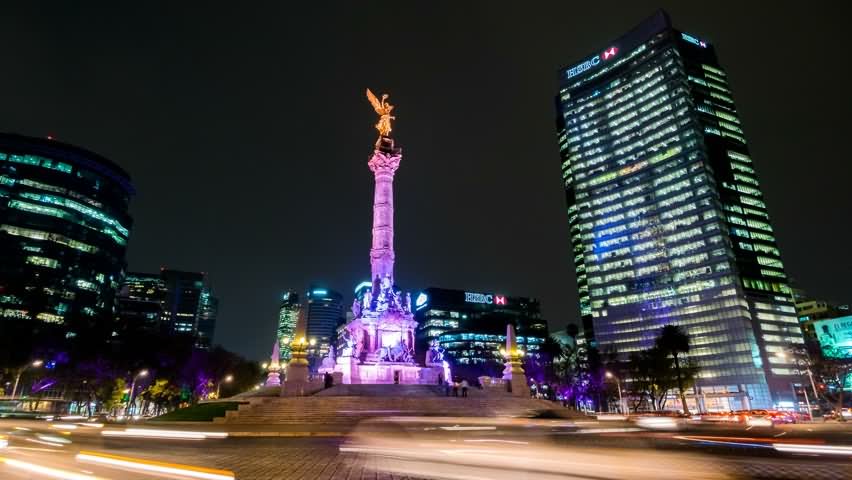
[283,351,312,396]
[264,371,281,387]
[502,360,530,397]
[332,359,445,385]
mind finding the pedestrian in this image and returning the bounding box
[323,372,333,389]
[461,379,469,398]
[452,379,459,397]
[445,379,451,396]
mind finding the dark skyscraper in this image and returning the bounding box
[131,268,220,349]
[117,272,167,333]
[196,288,219,349]
[0,133,133,338]
[161,269,205,335]
[303,286,344,370]
[555,11,803,409]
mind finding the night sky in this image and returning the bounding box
[2,2,849,360]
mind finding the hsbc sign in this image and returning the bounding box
[464,292,508,306]
[565,46,619,80]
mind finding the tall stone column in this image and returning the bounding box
[502,324,530,397]
[283,310,310,395]
[368,139,401,284]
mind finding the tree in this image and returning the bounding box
[628,347,677,411]
[142,379,181,416]
[656,325,692,415]
[98,378,127,415]
[818,358,852,420]
[526,336,565,386]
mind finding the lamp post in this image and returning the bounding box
[11,360,43,399]
[778,351,814,418]
[125,369,148,417]
[215,375,233,399]
[605,371,624,414]
[805,366,819,399]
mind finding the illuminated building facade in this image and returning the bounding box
[413,287,548,374]
[276,290,300,363]
[0,133,133,336]
[794,294,849,359]
[555,11,803,409]
[304,286,343,370]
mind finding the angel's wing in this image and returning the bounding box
[366,88,383,114]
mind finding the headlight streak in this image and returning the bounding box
[674,436,771,449]
[438,426,497,431]
[76,423,104,429]
[59,415,86,421]
[25,437,67,447]
[561,427,643,434]
[772,444,852,456]
[52,424,79,430]
[0,456,100,480]
[101,428,228,440]
[463,439,530,445]
[76,451,235,480]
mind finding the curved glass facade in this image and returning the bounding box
[555,11,802,409]
[0,133,133,336]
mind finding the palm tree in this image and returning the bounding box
[656,325,691,415]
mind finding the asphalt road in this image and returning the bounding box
[1,417,851,479]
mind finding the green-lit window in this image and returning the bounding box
[26,255,59,268]
[76,279,98,292]
[36,312,64,324]
[9,154,40,166]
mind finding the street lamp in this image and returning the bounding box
[11,360,43,399]
[215,375,234,399]
[605,371,624,414]
[125,369,148,417]
[775,352,819,420]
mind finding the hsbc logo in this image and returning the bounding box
[464,292,508,306]
[565,46,620,80]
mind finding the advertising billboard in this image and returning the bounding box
[814,316,852,360]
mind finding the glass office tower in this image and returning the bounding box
[0,133,133,338]
[555,11,803,409]
[304,286,344,371]
[276,290,300,363]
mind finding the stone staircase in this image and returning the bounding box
[313,384,445,397]
[216,391,559,424]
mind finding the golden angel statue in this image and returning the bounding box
[366,88,395,139]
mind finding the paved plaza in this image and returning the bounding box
[100,437,422,480]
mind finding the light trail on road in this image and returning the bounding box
[76,451,235,480]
